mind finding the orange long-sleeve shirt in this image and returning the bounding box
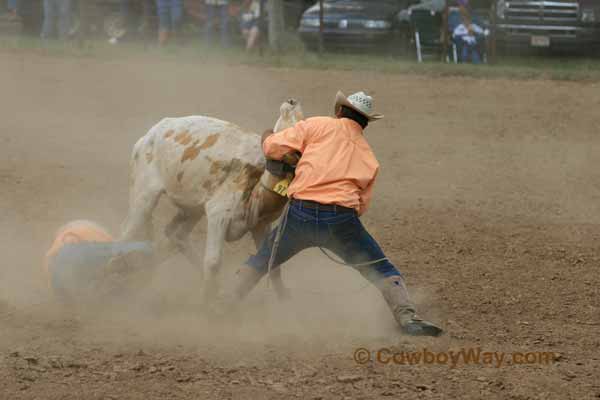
[44,221,114,279]
[263,116,379,215]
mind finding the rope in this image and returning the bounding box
[266,201,291,288]
[318,247,389,267]
[260,181,279,194]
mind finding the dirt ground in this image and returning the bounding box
[1,49,599,400]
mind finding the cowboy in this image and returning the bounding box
[230,91,443,337]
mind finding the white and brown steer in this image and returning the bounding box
[121,99,304,300]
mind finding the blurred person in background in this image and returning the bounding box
[452,0,487,64]
[139,0,154,38]
[105,0,133,44]
[112,0,134,43]
[41,0,73,39]
[183,0,202,23]
[156,0,183,45]
[204,0,228,47]
[6,0,17,18]
[16,0,43,36]
[240,0,261,51]
[108,0,148,44]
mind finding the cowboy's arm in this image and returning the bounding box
[262,120,310,160]
[358,168,379,216]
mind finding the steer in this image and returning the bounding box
[121,99,304,300]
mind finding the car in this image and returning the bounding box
[298,0,414,52]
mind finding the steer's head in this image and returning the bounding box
[238,99,305,235]
[273,99,304,132]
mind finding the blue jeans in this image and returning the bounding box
[119,0,140,37]
[155,0,182,32]
[119,0,131,27]
[458,40,482,64]
[204,4,229,46]
[247,200,401,284]
[41,0,72,39]
[48,241,152,302]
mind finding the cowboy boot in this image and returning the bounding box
[377,276,443,337]
[232,266,265,302]
[206,266,264,319]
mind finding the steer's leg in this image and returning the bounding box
[202,197,233,303]
[164,210,204,281]
[122,154,164,243]
[118,172,163,292]
[251,222,290,301]
[121,184,163,243]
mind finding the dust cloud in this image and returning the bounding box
[1,48,599,399]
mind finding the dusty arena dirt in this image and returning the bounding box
[1,49,599,399]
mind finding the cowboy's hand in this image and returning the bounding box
[261,129,274,144]
[282,151,301,166]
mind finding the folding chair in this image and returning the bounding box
[410,8,443,63]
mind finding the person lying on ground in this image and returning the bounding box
[44,220,154,305]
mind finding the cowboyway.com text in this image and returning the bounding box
[353,347,557,368]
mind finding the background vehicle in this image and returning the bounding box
[298,0,413,52]
[494,0,600,53]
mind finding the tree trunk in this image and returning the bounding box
[268,0,285,51]
[318,0,324,54]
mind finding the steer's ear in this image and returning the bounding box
[261,129,274,144]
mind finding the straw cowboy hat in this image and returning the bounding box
[334,91,384,122]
